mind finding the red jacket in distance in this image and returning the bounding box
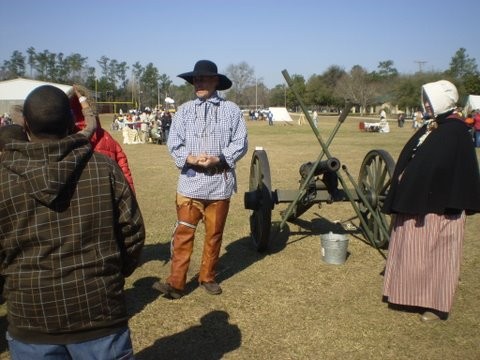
[474,113,480,131]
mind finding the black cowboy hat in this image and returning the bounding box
[178,60,232,91]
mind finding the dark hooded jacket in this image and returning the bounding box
[382,113,480,215]
[0,133,145,344]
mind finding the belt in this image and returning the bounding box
[189,164,229,176]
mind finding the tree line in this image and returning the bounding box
[1,47,479,115]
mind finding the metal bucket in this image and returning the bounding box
[320,232,349,265]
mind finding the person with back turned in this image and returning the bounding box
[0,85,145,358]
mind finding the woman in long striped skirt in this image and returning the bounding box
[384,213,465,319]
[382,80,480,322]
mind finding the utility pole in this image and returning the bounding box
[255,77,258,110]
[414,60,427,72]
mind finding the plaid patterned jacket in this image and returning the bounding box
[0,134,145,344]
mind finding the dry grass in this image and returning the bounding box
[0,115,479,359]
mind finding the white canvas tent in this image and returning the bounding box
[268,107,293,122]
[0,78,72,115]
[464,95,480,114]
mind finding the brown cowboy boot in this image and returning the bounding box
[199,199,230,294]
[166,202,203,291]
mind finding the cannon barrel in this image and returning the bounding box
[299,157,340,179]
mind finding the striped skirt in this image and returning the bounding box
[383,212,465,313]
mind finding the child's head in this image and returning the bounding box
[24,85,74,140]
[0,124,28,151]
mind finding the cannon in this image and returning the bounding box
[243,70,395,253]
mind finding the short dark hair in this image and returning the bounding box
[23,85,73,139]
[0,124,28,150]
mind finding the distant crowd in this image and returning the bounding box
[110,107,172,145]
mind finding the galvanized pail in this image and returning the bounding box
[320,232,349,265]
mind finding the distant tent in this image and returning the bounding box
[464,95,480,114]
[268,107,293,122]
[0,78,72,115]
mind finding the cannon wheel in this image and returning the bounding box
[248,150,273,252]
[357,149,395,248]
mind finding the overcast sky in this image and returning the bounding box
[1,0,479,88]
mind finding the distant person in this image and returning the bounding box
[0,85,145,358]
[153,60,248,299]
[397,113,405,128]
[412,111,417,129]
[382,80,480,322]
[379,117,390,133]
[412,109,423,129]
[464,112,474,127]
[313,110,318,128]
[464,112,475,141]
[380,109,386,120]
[267,110,274,126]
[0,113,12,126]
[473,109,480,147]
[161,110,172,142]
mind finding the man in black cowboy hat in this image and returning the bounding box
[153,60,248,298]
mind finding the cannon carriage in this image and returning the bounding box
[243,70,395,253]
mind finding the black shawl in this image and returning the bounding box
[382,113,480,215]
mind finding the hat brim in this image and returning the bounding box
[178,71,232,91]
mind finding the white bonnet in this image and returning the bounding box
[421,80,458,117]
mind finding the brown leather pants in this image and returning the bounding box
[167,194,230,290]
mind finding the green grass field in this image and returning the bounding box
[0,114,478,359]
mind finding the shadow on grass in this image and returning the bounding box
[139,242,171,266]
[286,216,347,243]
[209,215,355,286]
[288,214,384,253]
[125,276,162,316]
[135,310,241,360]
[215,220,290,285]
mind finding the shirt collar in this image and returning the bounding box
[195,92,221,106]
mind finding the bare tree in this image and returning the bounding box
[225,62,255,105]
[335,65,377,115]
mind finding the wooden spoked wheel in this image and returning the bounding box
[247,150,273,252]
[357,149,395,248]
